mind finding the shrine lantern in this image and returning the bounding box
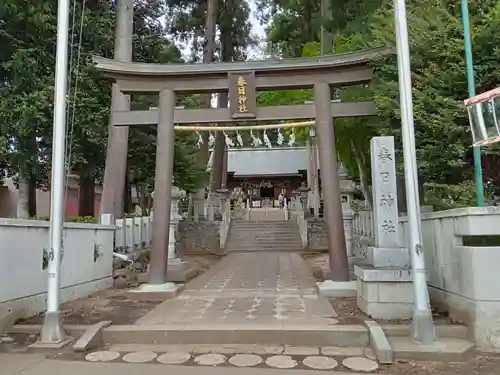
[464,87,500,146]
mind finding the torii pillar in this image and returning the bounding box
[314,82,349,282]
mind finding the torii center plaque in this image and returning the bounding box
[229,71,257,119]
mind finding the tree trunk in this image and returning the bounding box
[28,177,37,217]
[78,174,95,217]
[16,178,30,219]
[199,0,219,169]
[27,135,38,217]
[304,1,313,44]
[137,184,150,216]
[320,0,332,55]
[210,93,228,192]
[123,171,133,214]
[209,0,232,193]
[350,139,373,209]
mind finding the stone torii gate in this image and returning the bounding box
[93,47,388,290]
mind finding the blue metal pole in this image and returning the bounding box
[460,0,485,206]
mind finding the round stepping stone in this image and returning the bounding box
[85,351,121,362]
[157,352,191,364]
[122,351,158,363]
[265,355,298,369]
[363,347,377,361]
[194,353,227,366]
[229,354,263,367]
[303,356,339,370]
[342,356,379,372]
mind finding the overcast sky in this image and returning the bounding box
[249,0,265,39]
[248,0,266,59]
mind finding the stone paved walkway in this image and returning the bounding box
[136,253,336,325]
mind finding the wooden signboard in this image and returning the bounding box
[228,71,257,119]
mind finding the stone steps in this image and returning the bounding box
[226,239,301,243]
[228,232,298,236]
[103,343,370,357]
[100,324,370,347]
[223,247,302,253]
[9,322,476,362]
[230,224,297,229]
[226,232,300,241]
[225,239,303,244]
[225,220,303,253]
[226,237,302,242]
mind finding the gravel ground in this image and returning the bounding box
[17,255,221,326]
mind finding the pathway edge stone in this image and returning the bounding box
[73,321,112,352]
[364,319,393,364]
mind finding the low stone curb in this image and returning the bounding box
[363,320,393,364]
[73,321,112,352]
[0,309,23,336]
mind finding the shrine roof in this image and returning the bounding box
[227,147,308,177]
[93,47,390,77]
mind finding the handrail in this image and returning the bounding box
[219,199,231,248]
[291,197,308,247]
[284,198,289,221]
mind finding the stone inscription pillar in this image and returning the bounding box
[313,82,349,281]
[149,89,176,285]
[353,136,413,319]
[364,136,410,268]
[371,136,400,248]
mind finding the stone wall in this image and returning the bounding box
[399,207,500,351]
[307,218,328,251]
[178,219,221,255]
[306,217,353,255]
[0,219,114,318]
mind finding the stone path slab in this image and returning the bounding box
[137,253,335,326]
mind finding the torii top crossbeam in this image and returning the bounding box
[93,47,390,125]
[94,47,388,80]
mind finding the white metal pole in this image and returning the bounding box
[39,0,71,343]
[393,0,435,344]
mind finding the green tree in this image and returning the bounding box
[0,0,205,218]
[64,1,116,216]
[0,2,56,217]
[259,0,500,208]
[367,0,500,191]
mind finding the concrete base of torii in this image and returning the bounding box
[316,280,357,298]
[128,282,184,301]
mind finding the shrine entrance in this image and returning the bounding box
[260,186,274,199]
[94,47,388,286]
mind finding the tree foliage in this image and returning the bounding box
[0,0,208,217]
[367,0,500,187]
[257,0,500,208]
[165,0,255,62]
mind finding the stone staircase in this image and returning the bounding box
[225,220,303,252]
[248,207,285,221]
